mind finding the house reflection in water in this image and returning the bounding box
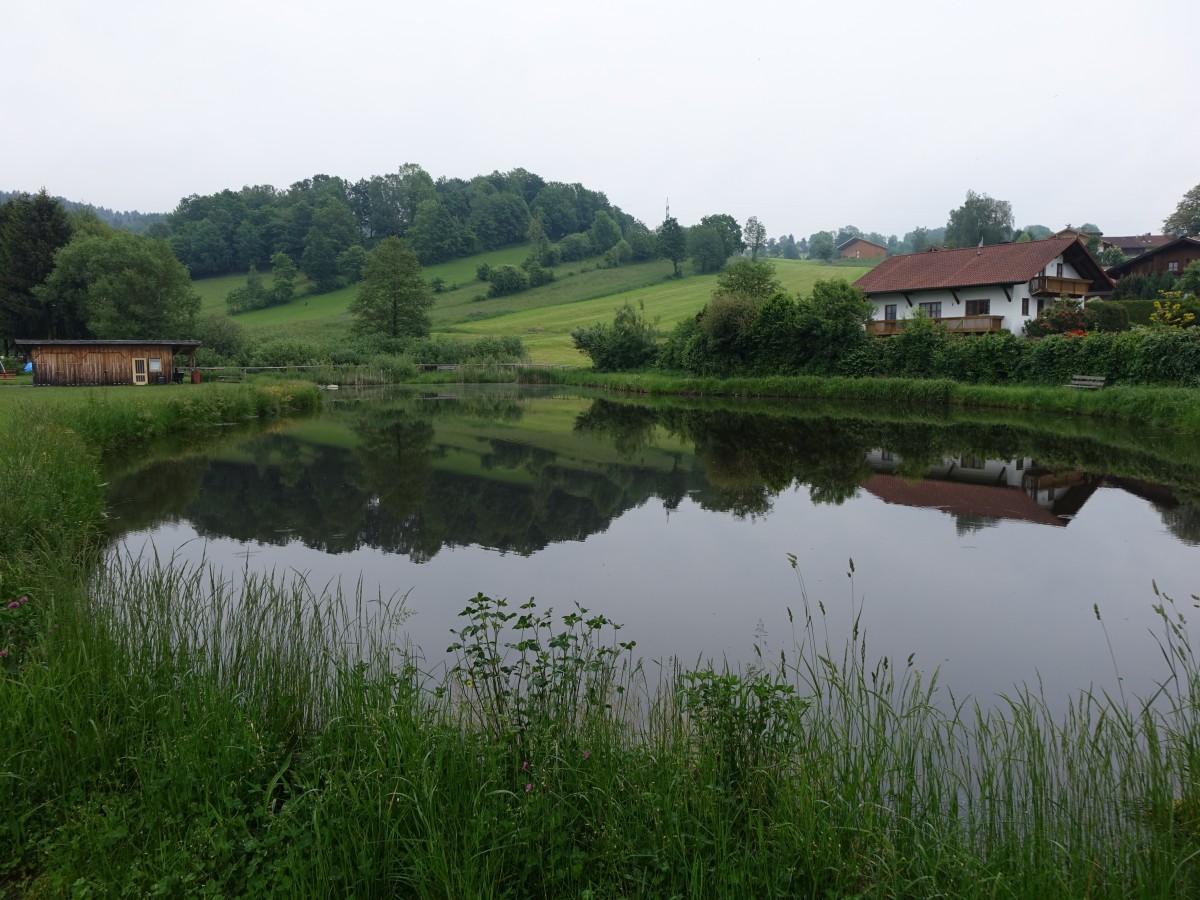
[862,451,1099,534]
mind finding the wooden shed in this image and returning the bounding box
[14,339,201,387]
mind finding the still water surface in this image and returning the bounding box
[108,385,1200,707]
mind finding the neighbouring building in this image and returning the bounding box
[1098,234,1173,259]
[14,339,201,386]
[853,237,1113,336]
[837,237,888,259]
[1104,236,1200,279]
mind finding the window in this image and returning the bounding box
[1168,261,1180,273]
[1021,297,1029,316]
[884,304,897,321]
[961,455,985,469]
[965,299,990,316]
[1056,263,1064,277]
[880,450,894,462]
[919,301,942,319]
[1037,298,1046,314]
[148,357,162,373]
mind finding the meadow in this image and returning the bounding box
[197,252,872,364]
[3,380,1200,895]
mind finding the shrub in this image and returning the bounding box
[523,261,555,288]
[475,263,492,282]
[571,301,659,372]
[248,338,324,368]
[487,265,528,298]
[1023,298,1097,336]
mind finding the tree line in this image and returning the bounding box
[0,191,196,348]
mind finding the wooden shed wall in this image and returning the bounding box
[32,346,178,386]
[1117,247,1200,278]
[840,240,887,259]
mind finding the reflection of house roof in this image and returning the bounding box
[861,474,1070,527]
[853,237,1113,294]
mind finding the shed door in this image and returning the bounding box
[132,357,148,385]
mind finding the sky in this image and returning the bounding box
[4,0,1196,240]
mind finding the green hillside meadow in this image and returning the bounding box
[193,249,873,365]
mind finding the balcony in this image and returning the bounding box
[1029,275,1091,296]
[867,315,1005,336]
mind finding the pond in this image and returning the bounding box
[106,385,1200,707]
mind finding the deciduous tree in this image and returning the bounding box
[743,216,767,261]
[37,229,199,339]
[944,190,1013,248]
[1163,183,1200,238]
[687,226,727,274]
[699,214,745,259]
[348,237,432,339]
[657,216,688,277]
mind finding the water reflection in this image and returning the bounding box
[106,386,1200,706]
[107,389,1200,561]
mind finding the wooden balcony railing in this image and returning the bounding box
[1030,275,1091,296]
[867,315,1005,336]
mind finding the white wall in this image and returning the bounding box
[869,283,1036,335]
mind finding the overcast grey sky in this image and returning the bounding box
[4,0,1196,239]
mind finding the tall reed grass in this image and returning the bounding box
[5,547,1199,896]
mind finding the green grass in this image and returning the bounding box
[191,252,870,364]
[4,382,1200,895]
[445,259,872,364]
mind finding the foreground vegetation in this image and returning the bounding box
[3,384,1200,896]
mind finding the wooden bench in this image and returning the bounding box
[1068,375,1106,390]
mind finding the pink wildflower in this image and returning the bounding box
[0,649,8,658]
[521,760,529,772]
[6,602,18,609]
[583,750,591,759]
[525,783,532,793]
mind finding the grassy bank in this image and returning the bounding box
[520,368,1200,432]
[4,382,1200,896]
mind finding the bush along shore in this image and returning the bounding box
[4,380,1200,896]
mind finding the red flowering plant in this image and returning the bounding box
[1023,296,1098,337]
[1,594,35,676]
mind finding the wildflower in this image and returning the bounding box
[0,650,8,658]
[521,760,529,772]
[6,602,18,609]
[583,750,591,760]
[524,783,532,793]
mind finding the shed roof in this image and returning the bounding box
[836,237,887,252]
[853,237,1113,294]
[15,339,201,349]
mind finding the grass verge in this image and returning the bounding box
[519,368,1200,432]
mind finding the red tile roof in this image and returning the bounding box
[854,237,1105,294]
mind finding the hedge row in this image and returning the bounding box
[835,326,1200,387]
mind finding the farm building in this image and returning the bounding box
[853,237,1113,336]
[837,237,887,259]
[14,339,201,387]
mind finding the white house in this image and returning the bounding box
[853,237,1113,336]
